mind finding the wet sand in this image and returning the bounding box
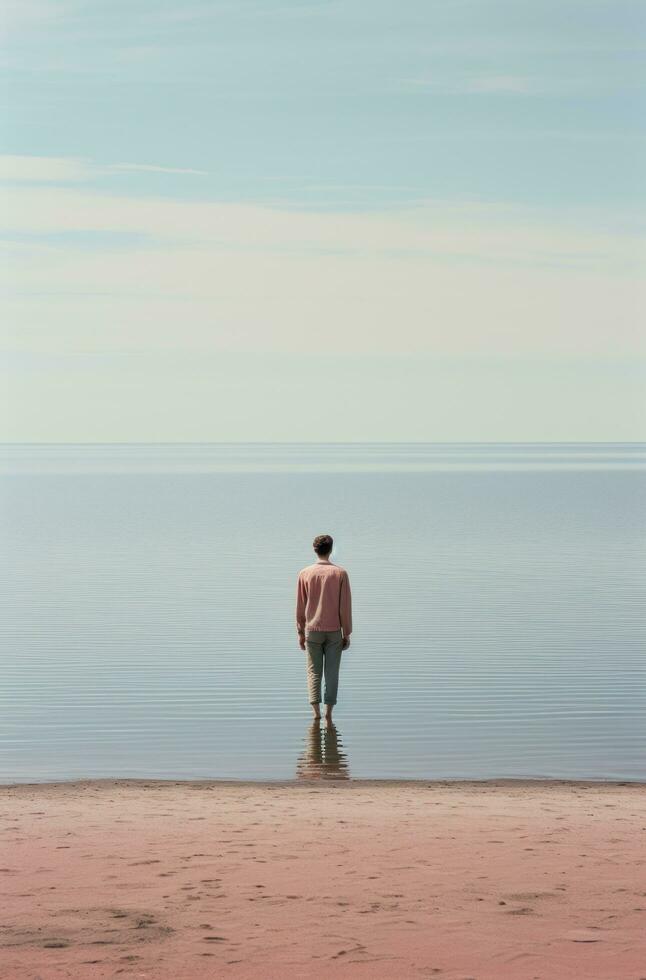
[1,778,645,979]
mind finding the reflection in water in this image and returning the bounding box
[295,721,351,780]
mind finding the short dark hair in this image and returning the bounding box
[313,534,333,556]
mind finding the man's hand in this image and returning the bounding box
[298,633,306,651]
[342,636,351,650]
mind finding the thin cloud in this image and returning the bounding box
[466,74,534,94]
[3,183,641,265]
[1,184,643,367]
[0,0,74,35]
[0,155,90,182]
[403,74,537,95]
[401,71,640,96]
[106,163,208,176]
[0,155,208,182]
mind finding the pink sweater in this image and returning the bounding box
[296,560,353,637]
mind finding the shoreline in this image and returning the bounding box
[2,779,645,978]
[3,775,646,790]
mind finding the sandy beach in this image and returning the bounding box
[1,779,645,980]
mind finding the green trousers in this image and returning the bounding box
[305,629,344,705]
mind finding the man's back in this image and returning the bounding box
[296,559,353,638]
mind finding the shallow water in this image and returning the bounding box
[1,443,645,783]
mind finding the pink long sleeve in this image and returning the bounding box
[339,571,352,637]
[296,574,308,635]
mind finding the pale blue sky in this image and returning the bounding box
[1,0,645,440]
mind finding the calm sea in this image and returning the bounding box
[1,443,645,783]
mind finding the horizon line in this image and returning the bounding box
[1,441,645,448]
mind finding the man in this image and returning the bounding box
[296,534,353,723]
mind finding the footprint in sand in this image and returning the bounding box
[0,906,175,951]
[503,891,560,902]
